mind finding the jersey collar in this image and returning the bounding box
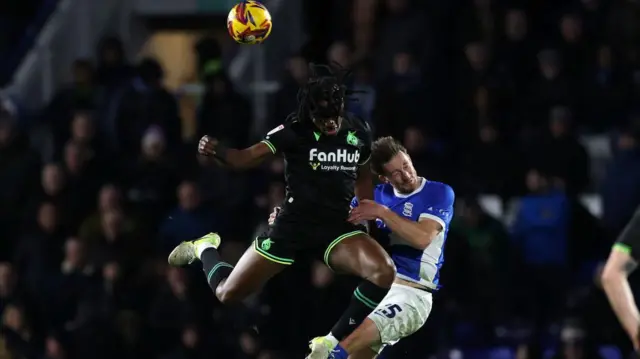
[393,177,426,198]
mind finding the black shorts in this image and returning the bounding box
[253,219,367,268]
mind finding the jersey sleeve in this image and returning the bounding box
[261,123,297,154]
[418,184,455,230]
[350,197,359,209]
[358,120,373,165]
[614,206,640,261]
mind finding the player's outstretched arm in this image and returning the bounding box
[349,200,444,250]
[355,159,374,201]
[349,183,454,250]
[198,135,272,170]
[601,245,640,349]
[379,207,442,249]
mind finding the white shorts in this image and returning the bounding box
[367,283,433,353]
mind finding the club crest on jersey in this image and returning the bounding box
[403,202,413,217]
[346,131,359,146]
[309,148,360,172]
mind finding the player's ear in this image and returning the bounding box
[378,175,389,184]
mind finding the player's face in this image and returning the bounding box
[312,101,343,135]
[380,152,419,194]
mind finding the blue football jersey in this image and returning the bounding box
[351,178,454,289]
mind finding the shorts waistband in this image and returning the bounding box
[415,286,435,294]
[394,278,436,294]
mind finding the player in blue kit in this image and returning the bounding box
[269,136,455,359]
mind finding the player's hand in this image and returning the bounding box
[268,207,281,226]
[198,135,218,156]
[348,199,385,223]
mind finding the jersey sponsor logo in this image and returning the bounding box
[403,202,413,217]
[309,148,360,172]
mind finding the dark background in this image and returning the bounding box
[1,0,640,358]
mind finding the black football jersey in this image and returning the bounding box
[262,113,372,223]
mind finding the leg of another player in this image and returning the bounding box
[347,345,378,359]
[341,318,381,358]
[325,234,395,343]
[203,246,287,304]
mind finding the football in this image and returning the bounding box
[227,1,273,45]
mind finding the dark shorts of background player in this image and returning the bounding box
[254,220,367,269]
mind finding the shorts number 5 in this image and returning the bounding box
[376,304,403,319]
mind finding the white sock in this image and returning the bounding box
[195,242,215,259]
[326,333,339,348]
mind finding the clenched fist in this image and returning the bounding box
[198,135,218,156]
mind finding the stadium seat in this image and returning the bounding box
[462,349,486,359]
[488,347,515,359]
[541,345,622,359]
[598,345,622,359]
[581,134,612,160]
[579,194,602,219]
[478,195,503,221]
[542,348,554,359]
[462,347,515,359]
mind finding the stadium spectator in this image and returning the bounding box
[158,181,218,254]
[197,71,251,148]
[511,169,570,325]
[529,106,590,195]
[112,58,181,155]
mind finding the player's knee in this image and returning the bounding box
[366,255,395,288]
[215,285,244,305]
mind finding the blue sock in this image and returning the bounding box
[330,344,349,359]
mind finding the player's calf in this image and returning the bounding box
[192,235,237,303]
[332,284,433,359]
[326,234,396,342]
[169,233,287,305]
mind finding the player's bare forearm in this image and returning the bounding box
[216,142,272,170]
[355,162,374,201]
[355,162,375,232]
[198,155,227,167]
[378,208,440,250]
[601,249,640,345]
[602,276,640,342]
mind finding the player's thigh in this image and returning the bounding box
[367,284,433,352]
[348,348,378,359]
[218,235,294,299]
[324,227,394,284]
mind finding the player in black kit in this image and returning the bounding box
[602,205,640,350]
[168,64,395,358]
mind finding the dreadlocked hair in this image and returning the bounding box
[287,62,361,123]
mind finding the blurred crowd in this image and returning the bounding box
[1,0,640,358]
[0,0,58,86]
